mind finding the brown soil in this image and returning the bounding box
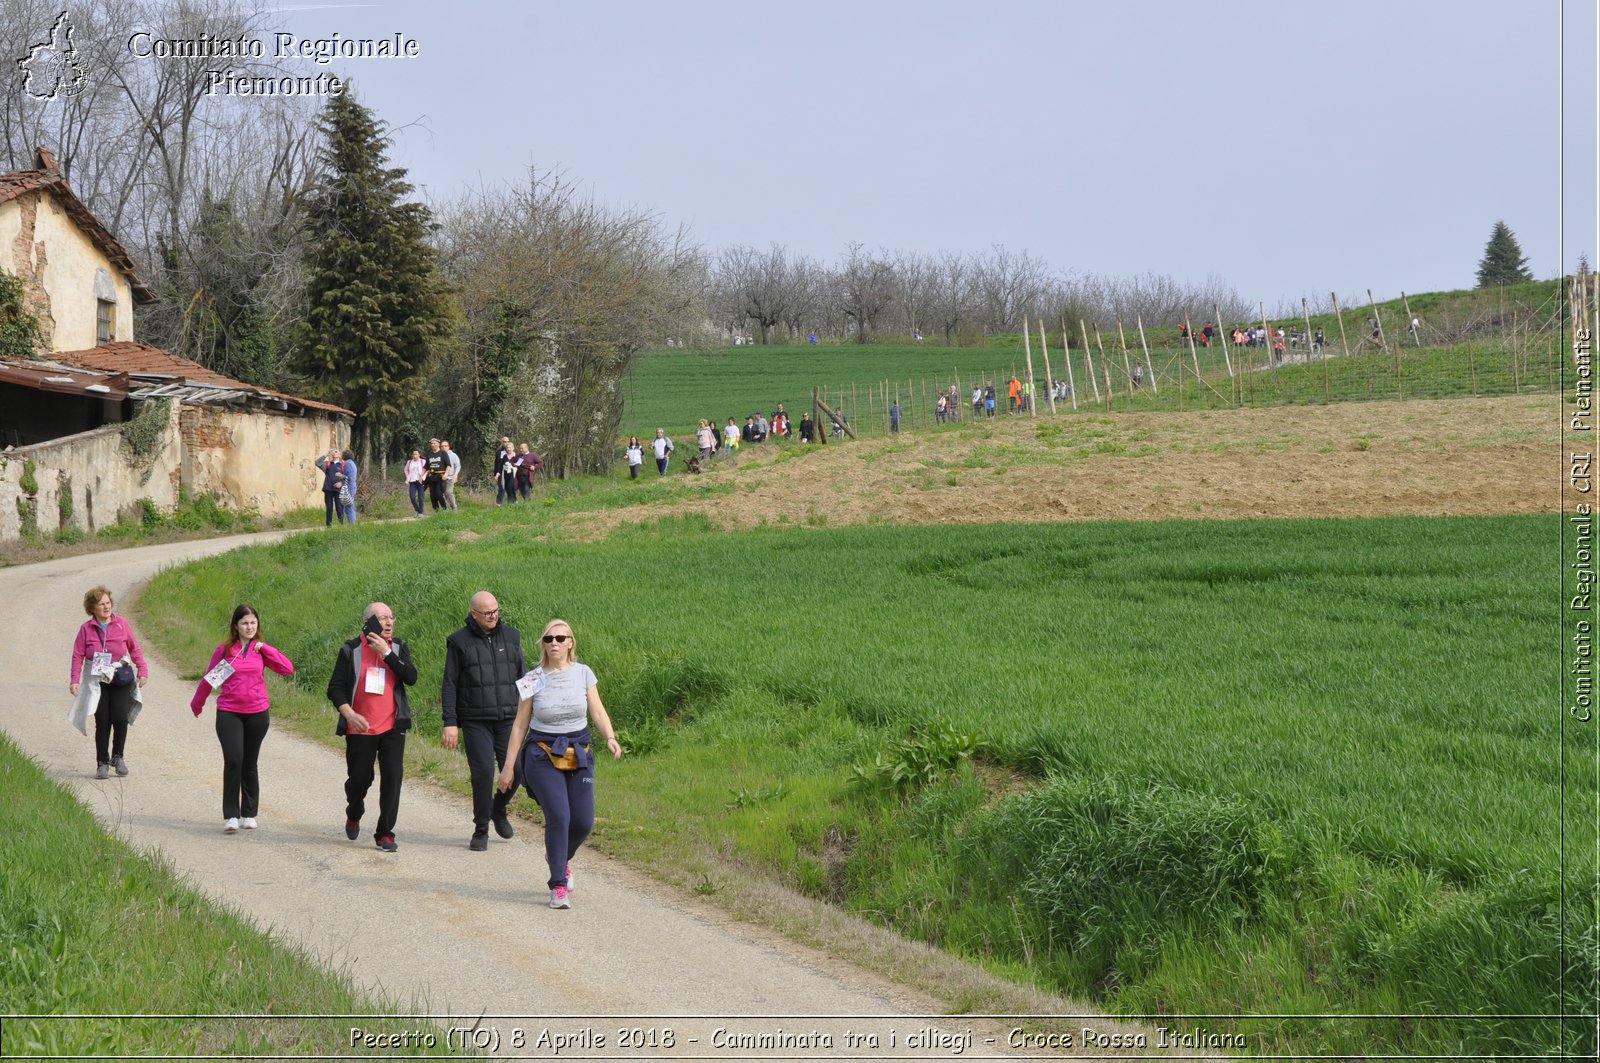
[574,394,1559,538]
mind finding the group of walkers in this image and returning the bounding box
[402,438,464,516]
[491,436,544,505]
[67,587,619,911]
[315,449,359,527]
[689,403,800,462]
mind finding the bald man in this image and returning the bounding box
[441,590,525,850]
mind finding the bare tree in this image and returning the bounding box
[973,245,1053,332]
[926,250,974,345]
[713,243,796,344]
[834,242,895,345]
[436,170,703,477]
[0,0,317,380]
[890,249,935,339]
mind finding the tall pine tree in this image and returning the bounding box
[1475,220,1533,288]
[297,91,451,470]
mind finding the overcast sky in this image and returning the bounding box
[270,0,1593,309]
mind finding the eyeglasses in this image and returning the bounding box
[473,608,501,618]
[541,633,571,644]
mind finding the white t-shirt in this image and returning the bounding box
[529,663,597,733]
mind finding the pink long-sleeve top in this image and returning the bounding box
[189,640,294,715]
[69,615,148,683]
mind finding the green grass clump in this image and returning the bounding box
[0,733,455,1055]
[138,511,1593,1058]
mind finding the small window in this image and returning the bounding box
[96,299,114,343]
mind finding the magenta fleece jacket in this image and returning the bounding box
[69,615,147,683]
[189,640,294,715]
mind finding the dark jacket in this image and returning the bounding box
[327,635,418,736]
[440,615,524,726]
[316,454,346,493]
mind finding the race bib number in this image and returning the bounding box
[515,669,543,701]
[90,652,114,678]
[363,666,387,695]
[203,659,235,689]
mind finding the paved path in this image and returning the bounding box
[1,533,993,1056]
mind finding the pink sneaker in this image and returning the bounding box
[549,886,570,910]
[565,862,573,891]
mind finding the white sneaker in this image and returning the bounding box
[224,818,239,834]
[240,817,257,830]
[565,862,573,891]
[549,886,571,909]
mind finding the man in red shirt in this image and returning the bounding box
[327,602,419,852]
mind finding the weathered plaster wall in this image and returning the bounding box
[0,401,181,540]
[0,404,351,542]
[0,190,136,352]
[180,406,349,516]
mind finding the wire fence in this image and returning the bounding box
[805,285,1572,439]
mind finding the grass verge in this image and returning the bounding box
[0,731,459,1056]
[136,508,1595,1058]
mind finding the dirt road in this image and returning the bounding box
[2,533,1039,1056]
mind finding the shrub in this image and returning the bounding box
[851,720,982,797]
[967,778,1292,984]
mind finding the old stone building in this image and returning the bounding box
[0,148,351,541]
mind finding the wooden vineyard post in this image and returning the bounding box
[1062,320,1079,409]
[814,394,855,439]
[1368,288,1399,399]
[1303,297,1325,403]
[1022,316,1039,418]
[1214,310,1238,406]
[1116,319,1136,399]
[1183,313,1202,398]
[1331,291,1352,359]
[1135,315,1158,396]
[813,385,824,445]
[1094,325,1114,410]
[1512,311,1520,394]
[1039,319,1057,414]
[1401,290,1422,348]
[1080,319,1102,404]
[1260,302,1274,404]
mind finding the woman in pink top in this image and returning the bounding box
[189,604,295,833]
[68,585,148,779]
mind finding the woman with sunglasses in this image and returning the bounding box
[498,619,622,909]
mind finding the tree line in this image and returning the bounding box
[704,242,1253,347]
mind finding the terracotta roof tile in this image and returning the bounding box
[51,342,352,417]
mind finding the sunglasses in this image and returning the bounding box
[541,633,571,644]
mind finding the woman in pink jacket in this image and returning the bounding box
[68,585,148,779]
[189,604,295,833]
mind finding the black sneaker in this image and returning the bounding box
[375,834,398,853]
[492,813,514,839]
[345,819,360,840]
[469,830,488,852]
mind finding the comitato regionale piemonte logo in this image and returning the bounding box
[18,10,86,101]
